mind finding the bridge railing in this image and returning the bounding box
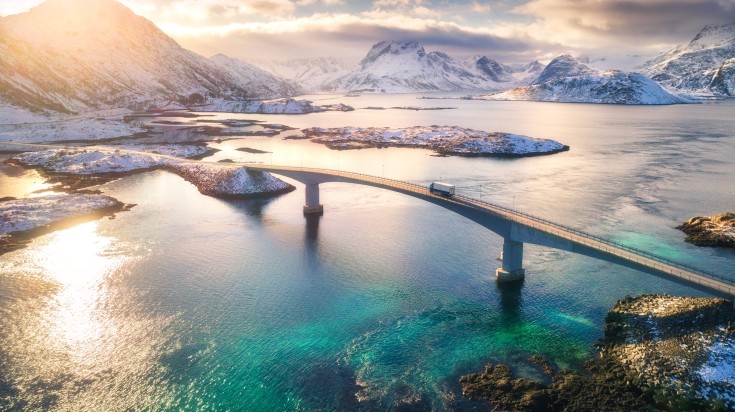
[245,164,733,290]
[451,194,733,287]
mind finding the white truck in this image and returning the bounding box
[429,182,455,197]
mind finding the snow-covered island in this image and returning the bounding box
[10,146,294,198]
[196,98,354,114]
[0,193,126,255]
[299,126,569,157]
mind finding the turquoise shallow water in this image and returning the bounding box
[1,97,734,410]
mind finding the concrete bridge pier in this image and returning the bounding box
[303,183,324,215]
[496,238,525,283]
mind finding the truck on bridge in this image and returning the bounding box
[429,182,455,197]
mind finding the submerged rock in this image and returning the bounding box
[677,212,735,248]
[461,294,735,411]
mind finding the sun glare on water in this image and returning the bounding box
[31,221,127,365]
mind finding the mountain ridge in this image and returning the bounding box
[0,0,294,115]
[484,55,687,105]
[643,23,735,96]
[328,40,542,93]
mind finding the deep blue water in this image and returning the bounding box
[1,96,734,410]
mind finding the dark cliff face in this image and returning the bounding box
[474,57,512,83]
[708,58,735,96]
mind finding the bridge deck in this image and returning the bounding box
[243,163,735,298]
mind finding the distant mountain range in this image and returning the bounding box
[325,40,543,93]
[485,55,686,105]
[248,57,350,92]
[0,0,733,115]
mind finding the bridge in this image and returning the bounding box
[242,163,735,300]
[2,139,732,299]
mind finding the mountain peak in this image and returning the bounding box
[360,40,426,66]
[643,23,735,96]
[689,23,735,49]
[3,0,171,49]
[533,55,596,84]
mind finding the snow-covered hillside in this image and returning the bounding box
[0,0,291,116]
[643,24,735,96]
[249,57,350,92]
[328,41,538,93]
[485,55,687,105]
[209,54,300,99]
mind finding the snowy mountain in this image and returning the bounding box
[466,56,514,83]
[0,0,291,115]
[209,54,300,98]
[643,24,735,96]
[249,57,349,92]
[486,55,687,105]
[532,55,597,84]
[328,41,531,93]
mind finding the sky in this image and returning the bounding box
[1,0,734,66]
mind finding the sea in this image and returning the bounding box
[1,94,734,410]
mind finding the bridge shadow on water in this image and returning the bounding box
[303,213,322,270]
[219,196,282,225]
[497,280,524,324]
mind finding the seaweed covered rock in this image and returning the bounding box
[462,295,735,411]
[678,212,735,247]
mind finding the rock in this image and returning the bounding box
[711,212,735,225]
[461,294,735,410]
[678,212,735,248]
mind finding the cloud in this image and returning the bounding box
[162,11,538,63]
[470,2,491,14]
[246,0,295,16]
[512,0,735,50]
